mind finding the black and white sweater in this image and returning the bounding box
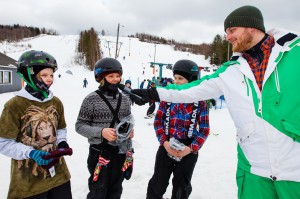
[75,90,131,147]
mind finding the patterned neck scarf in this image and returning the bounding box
[243,34,275,91]
[25,77,50,101]
[99,79,119,98]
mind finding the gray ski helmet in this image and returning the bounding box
[17,50,57,84]
[173,59,199,82]
[94,58,123,82]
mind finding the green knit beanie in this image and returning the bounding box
[224,5,265,32]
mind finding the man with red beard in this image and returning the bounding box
[131,5,300,199]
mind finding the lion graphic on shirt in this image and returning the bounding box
[18,105,58,178]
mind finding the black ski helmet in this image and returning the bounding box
[17,50,57,83]
[173,59,199,82]
[94,58,123,82]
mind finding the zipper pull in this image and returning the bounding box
[258,98,262,115]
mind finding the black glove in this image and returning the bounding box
[124,166,132,180]
[210,99,216,106]
[117,84,147,106]
[130,94,146,106]
[42,147,73,169]
[131,88,160,103]
[58,141,70,149]
[42,141,72,170]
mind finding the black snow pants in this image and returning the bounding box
[146,100,156,116]
[23,181,72,199]
[146,145,198,199]
[87,144,126,199]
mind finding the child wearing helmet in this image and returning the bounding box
[75,58,134,199]
[0,50,72,198]
[146,59,210,199]
[123,79,134,105]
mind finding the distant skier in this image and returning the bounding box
[139,79,146,89]
[146,81,156,118]
[146,79,151,89]
[83,78,88,88]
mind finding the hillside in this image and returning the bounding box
[1,34,212,88]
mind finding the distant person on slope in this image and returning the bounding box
[75,58,134,199]
[140,79,146,89]
[146,60,210,199]
[0,50,73,199]
[145,81,156,118]
[83,77,88,88]
[146,79,152,89]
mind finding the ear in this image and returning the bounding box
[249,28,257,33]
[26,125,32,137]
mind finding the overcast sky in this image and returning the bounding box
[1,0,299,44]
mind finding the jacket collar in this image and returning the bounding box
[230,29,299,87]
[14,87,54,102]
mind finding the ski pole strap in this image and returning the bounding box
[165,102,199,138]
[95,90,122,128]
[164,102,171,136]
[187,102,199,138]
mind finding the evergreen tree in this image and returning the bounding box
[77,28,102,70]
[210,34,231,65]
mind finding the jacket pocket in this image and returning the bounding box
[236,122,255,144]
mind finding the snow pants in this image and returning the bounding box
[237,168,300,199]
[147,145,198,199]
[23,181,72,199]
[87,144,126,199]
[146,100,156,116]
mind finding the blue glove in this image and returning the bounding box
[29,150,52,166]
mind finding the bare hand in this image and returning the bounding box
[129,129,134,139]
[176,146,191,158]
[163,141,178,157]
[101,128,117,142]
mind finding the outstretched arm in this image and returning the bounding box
[132,72,224,104]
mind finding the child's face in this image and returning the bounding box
[125,83,131,88]
[105,72,121,85]
[173,74,188,85]
[37,68,54,87]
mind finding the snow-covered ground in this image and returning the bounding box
[0,35,237,198]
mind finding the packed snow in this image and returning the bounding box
[0,35,237,198]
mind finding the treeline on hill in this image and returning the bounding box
[77,28,101,70]
[133,33,232,66]
[0,24,58,42]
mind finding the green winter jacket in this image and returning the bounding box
[156,29,300,182]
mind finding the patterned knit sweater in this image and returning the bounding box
[75,90,131,147]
